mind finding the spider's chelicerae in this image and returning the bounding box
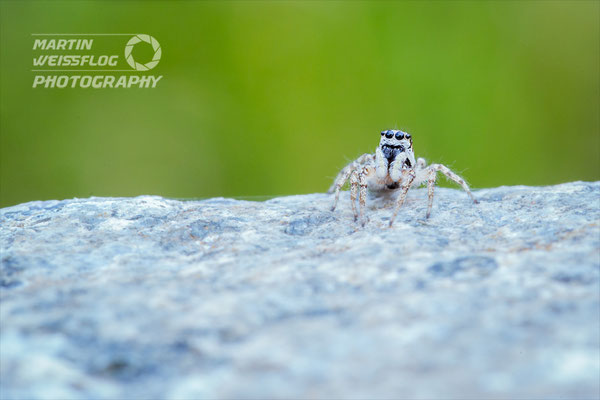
[328,129,478,226]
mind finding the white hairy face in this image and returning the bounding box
[379,130,414,167]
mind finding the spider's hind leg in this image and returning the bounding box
[425,164,478,219]
[329,166,353,211]
[426,168,437,219]
[357,166,372,226]
[328,154,373,212]
[349,170,360,221]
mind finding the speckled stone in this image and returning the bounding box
[1,182,599,399]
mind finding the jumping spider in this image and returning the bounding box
[328,129,478,226]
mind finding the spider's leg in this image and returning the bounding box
[349,170,360,221]
[389,169,416,227]
[328,154,373,211]
[430,163,478,204]
[426,168,437,219]
[355,153,373,165]
[358,166,370,226]
[329,166,353,211]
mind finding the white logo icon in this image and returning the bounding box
[124,34,161,71]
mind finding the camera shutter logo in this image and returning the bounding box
[124,34,161,71]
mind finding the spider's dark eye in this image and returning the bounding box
[395,132,404,140]
[380,131,385,136]
[385,131,393,139]
[406,134,411,140]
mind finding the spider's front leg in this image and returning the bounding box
[389,168,416,227]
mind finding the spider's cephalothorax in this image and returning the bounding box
[328,129,478,226]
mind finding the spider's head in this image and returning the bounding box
[379,129,413,164]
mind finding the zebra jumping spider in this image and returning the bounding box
[328,129,478,226]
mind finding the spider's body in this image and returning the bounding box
[328,129,477,226]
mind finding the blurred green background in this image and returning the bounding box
[1,1,598,207]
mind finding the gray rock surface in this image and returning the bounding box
[1,182,599,399]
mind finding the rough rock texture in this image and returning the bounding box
[1,182,599,400]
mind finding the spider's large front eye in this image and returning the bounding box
[395,132,404,140]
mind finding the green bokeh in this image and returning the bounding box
[1,1,598,207]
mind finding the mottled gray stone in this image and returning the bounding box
[1,182,599,399]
